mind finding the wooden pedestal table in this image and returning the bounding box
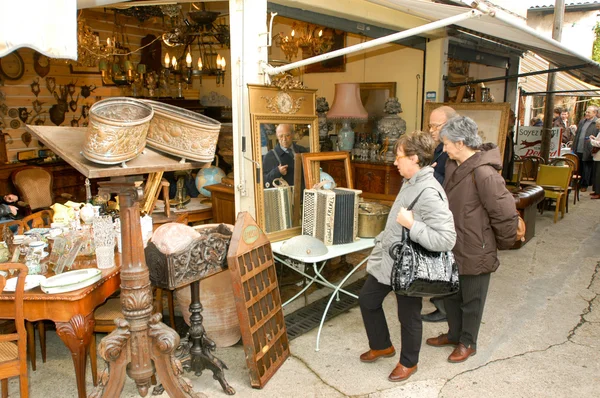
[24,126,211,397]
[90,181,202,398]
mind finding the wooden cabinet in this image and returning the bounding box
[205,179,236,225]
[320,160,403,202]
[0,161,96,202]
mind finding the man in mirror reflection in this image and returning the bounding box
[262,123,308,188]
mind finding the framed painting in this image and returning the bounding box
[304,28,346,73]
[359,82,397,136]
[424,102,511,159]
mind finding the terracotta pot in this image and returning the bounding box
[175,270,241,347]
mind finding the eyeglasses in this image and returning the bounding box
[428,122,444,130]
[395,154,408,161]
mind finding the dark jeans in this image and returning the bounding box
[359,275,423,368]
[443,273,491,349]
[576,152,593,188]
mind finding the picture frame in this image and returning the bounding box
[359,82,397,136]
[301,151,354,190]
[304,28,346,73]
[69,64,102,75]
[424,102,511,159]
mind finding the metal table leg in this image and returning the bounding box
[314,256,369,351]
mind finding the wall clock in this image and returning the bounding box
[0,51,25,81]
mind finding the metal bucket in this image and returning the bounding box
[358,202,390,238]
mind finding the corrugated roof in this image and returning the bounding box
[519,51,600,96]
[528,1,600,10]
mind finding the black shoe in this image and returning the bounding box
[421,309,447,322]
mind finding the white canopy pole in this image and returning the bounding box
[262,9,483,76]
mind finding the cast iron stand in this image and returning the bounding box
[89,181,203,398]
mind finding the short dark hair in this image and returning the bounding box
[394,131,435,167]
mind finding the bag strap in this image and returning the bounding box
[406,186,441,210]
[272,149,282,165]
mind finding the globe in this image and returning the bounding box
[195,166,226,197]
[320,168,335,190]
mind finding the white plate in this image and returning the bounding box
[3,275,47,292]
[41,269,102,294]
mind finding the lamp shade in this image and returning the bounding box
[326,83,368,121]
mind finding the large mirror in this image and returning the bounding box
[248,84,318,242]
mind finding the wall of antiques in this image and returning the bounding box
[0,3,232,163]
[269,16,424,135]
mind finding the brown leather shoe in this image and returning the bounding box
[360,346,396,363]
[426,333,458,347]
[388,363,418,382]
[448,343,476,363]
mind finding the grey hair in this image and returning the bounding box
[440,116,482,149]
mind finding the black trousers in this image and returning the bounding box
[359,275,423,368]
[443,273,491,349]
[576,152,593,188]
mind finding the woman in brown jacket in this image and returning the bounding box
[426,116,518,363]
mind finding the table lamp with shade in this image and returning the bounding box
[327,83,368,151]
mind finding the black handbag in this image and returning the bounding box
[389,188,459,297]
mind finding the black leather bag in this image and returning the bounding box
[389,189,459,297]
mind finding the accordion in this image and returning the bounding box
[264,178,294,233]
[302,187,362,245]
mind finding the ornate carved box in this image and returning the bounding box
[84,97,154,165]
[145,223,233,290]
[142,100,221,163]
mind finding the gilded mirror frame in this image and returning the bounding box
[248,84,318,242]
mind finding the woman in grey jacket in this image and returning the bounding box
[359,131,456,382]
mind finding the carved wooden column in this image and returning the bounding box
[90,181,202,398]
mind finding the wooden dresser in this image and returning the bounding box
[320,160,403,202]
[0,161,90,201]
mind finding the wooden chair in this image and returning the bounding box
[520,156,543,182]
[563,153,581,203]
[0,262,29,398]
[536,164,572,223]
[11,167,55,214]
[21,210,53,232]
[0,220,24,242]
[549,158,576,213]
[21,210,53,372]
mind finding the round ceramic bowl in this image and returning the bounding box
[142,99,221,163]
[83,97,154,165]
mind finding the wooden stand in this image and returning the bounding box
[90,181,203,398]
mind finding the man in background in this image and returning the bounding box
[262,124,308,188]
[553,108,573,144]
[572,105,598,191]
[422,105,457,323]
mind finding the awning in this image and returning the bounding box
[366,0,600,86]
[519,52,600,97]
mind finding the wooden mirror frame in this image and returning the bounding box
[251,114,318,242]
[423,102,510,160]
[302,151,354,190]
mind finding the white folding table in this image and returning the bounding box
[271,238,375,351]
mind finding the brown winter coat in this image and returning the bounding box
[443,144,518,275]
